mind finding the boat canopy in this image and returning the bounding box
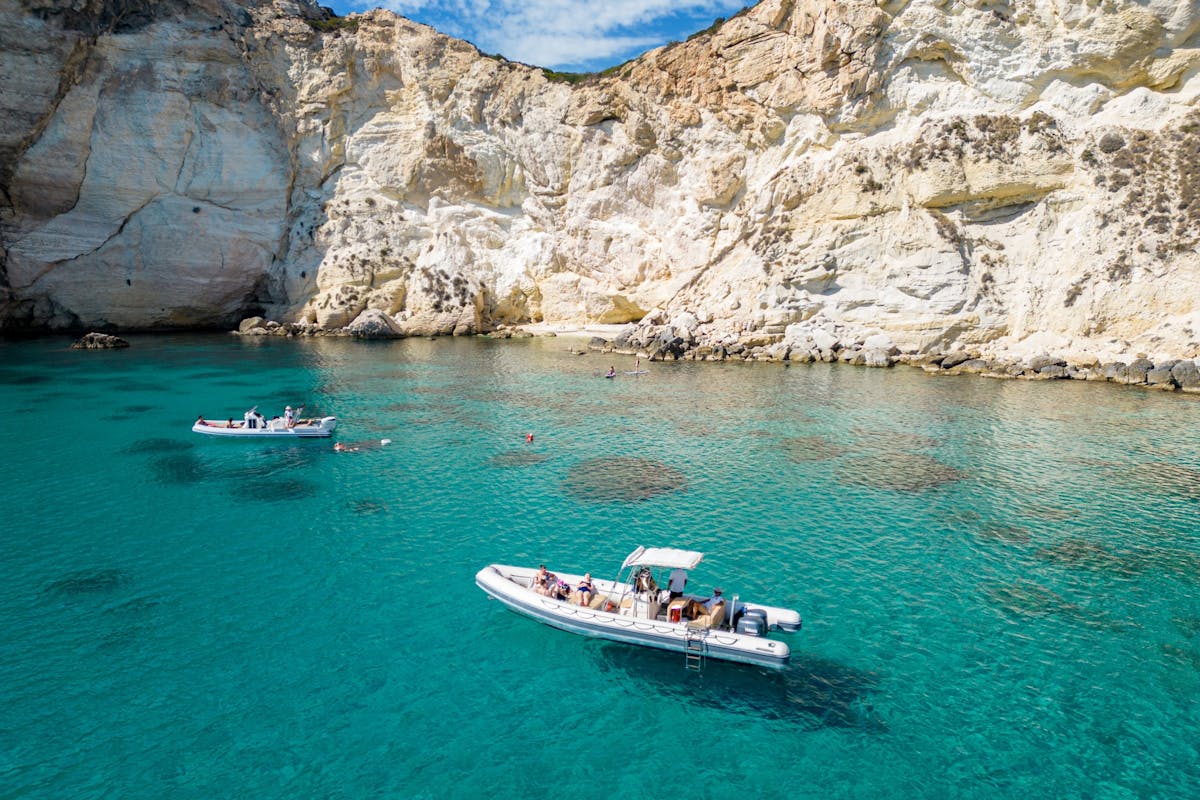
[621,546,704,571]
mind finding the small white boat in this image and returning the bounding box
[475,546,801,670]
[192,413,337,438]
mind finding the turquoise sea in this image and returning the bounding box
[2,333,1200,798]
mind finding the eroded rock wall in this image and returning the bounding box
[2,0,1199,363]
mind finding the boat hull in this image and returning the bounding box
[192,416,337,437]
[476,564,792,669]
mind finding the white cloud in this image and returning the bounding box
[362,0,745,70]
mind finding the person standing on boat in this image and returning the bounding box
[667,568,688,602]
[244,408,256,429]
[284,405,295,428]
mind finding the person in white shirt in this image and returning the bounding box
[668,568,688,601]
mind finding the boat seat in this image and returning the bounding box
[688,601,726,630]
[566,591,608,610]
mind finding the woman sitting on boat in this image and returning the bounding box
[548,577,571,601]
[576,573,595,606]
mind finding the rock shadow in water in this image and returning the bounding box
[596,645,885,731]
[837,453,964,492]
[45,568,129,596]
[562,456,686,502]
[490,450,550,467]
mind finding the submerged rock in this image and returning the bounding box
[490,450,550,467]
[837,452,964,492]
[562,456,686,502]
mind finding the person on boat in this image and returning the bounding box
[667,568,688,601]
[244,409,255,429]
[532,565,550,594]
[549,576,571,601]
[633,566,657,594]
[196,415,207,427]
[605,366,616,379]
[683,587,724,620]
[576,573,595,606]
[284,405,295,428]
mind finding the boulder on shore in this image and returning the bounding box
[71,332,129,350]
[346,309,403,339]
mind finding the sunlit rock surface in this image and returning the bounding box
[2,0,1200,365]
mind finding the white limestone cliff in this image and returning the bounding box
[2,0,1199,365]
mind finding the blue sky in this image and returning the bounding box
[324,1,752,73]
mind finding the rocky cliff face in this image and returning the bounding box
[2,0,1199,363]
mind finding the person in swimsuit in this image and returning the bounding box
[576,573,595,606]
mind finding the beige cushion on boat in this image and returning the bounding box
[690,601,726,630]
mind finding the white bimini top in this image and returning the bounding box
[620,546,704,571]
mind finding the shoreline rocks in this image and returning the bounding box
[227,312,1200,395]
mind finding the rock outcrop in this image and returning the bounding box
[70,331,129,349]
[2,0,1200,366]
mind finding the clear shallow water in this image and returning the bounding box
[2,334,1200,798]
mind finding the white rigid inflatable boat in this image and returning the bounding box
[475,546,802,670]
[192,414,337,438]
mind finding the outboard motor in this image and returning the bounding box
[736,608,768,636]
